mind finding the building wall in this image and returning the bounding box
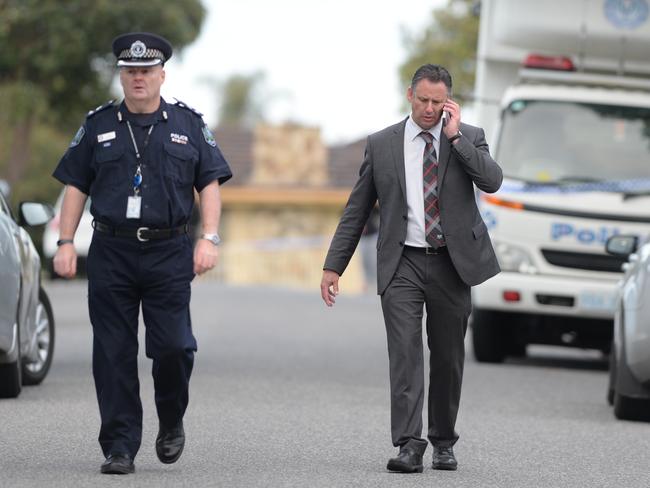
[251,124,328,186]
[202,123,373,293]
[202,187,369,294]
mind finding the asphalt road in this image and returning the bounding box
[1,280,650,487]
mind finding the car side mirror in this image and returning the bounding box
[18,202,54,227]
[605,235,638,257]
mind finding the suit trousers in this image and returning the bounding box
[87,231,197,458]
[380,246,470,449]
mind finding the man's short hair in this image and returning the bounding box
[410,64,453,95]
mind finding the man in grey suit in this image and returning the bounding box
[320,64,502,473]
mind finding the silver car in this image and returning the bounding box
[606,234,650,421]
[0,186,55,398]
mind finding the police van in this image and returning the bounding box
[471,0,650,361]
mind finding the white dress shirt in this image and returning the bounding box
[403,114,443,248]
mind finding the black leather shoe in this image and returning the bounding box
[386,446,424,473]
[156,421,185,464]
[432,445,458,470]
[100,453,135,474]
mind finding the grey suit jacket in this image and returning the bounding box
[324,117,503,295]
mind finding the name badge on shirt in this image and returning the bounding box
[126,196,142,219]
[97,131,116,143]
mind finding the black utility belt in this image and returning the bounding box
[403,245,447,255]
[92,220,189,242]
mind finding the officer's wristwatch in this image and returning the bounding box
[200,233,221,246]
[448,130,462,144]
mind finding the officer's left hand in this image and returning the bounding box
[442,98,461,139]
[193,238,219,275]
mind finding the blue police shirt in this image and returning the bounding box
[53,98,232,228]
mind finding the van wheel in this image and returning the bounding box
[471,309,507,363]
[0,324,22,398]
[22,288,55,386]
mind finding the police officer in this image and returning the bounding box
[52,32,232,474]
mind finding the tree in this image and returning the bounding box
[200,71,268,129]
[0,0,205,205]
[399,0,480,102]
[218,72,267,128]
[0,0,205,126]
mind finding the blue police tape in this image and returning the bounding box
[500,178,650,194]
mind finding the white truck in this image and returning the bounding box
[471,0,650,362]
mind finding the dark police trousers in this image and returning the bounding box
[380,246,470,453]
[87,230,197,458]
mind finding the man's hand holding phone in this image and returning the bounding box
[442,98,461,140]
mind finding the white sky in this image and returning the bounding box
[161,0,444,143]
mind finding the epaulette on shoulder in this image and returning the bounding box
[86,100,116,118]
[173,98,203,118]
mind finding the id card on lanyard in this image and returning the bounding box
[126,195,141,219]
[125,121,153,219]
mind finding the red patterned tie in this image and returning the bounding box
[419,131,445,248]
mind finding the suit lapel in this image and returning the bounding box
[437,131,451,192]
[390,119,408,200]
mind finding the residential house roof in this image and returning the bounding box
[214,125,365,188]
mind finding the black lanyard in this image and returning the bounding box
[126,121,154,196]
[126,121,154,161]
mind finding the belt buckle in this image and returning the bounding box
[425,247,435,255]
[136,227,150,242]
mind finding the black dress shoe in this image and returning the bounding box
[432,445,458,470]
[156,421,185,464]
[100,453,135,474]
[386,446,424,473]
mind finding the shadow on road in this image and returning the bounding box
[504,347,608,372]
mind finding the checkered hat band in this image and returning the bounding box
[118,48,165,60]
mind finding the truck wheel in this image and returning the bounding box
[22,288,55,386]
[0,323,22,398]
[507,337,527,358]
[471,309,507,363]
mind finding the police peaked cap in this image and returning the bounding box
[112,32,173,67]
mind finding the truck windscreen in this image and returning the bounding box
[496,100,650,184]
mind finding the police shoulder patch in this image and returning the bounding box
[202,124,217,147]
[173,98,203,118]
[86,100,116,119]
[69,125,85,148]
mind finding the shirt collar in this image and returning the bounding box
[405,114,443,142]
[117,97,169,124]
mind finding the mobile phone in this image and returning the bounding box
[442,110,449,124]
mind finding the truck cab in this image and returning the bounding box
[471,0,650,362]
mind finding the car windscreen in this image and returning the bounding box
[496,100,650,186]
